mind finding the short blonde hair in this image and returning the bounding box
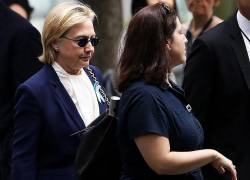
[40,1,96,64]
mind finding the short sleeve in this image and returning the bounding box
[126,90,170,139]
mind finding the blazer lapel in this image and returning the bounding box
[45,65,85,130]
[229,14,250,90]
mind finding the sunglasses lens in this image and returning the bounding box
[77,37,99,47]
[78,38,89,47]
[90,37,99,46]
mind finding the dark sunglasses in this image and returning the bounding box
[161,3,172,16]
[62,36,99,47]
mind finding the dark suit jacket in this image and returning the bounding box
[183,13,250,180]
[11,64,108,180]
[0,2,42,179]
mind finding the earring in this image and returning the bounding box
[166,43,171,50]
[54,47,59,52]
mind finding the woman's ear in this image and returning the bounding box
[166,42,171,51]
[52,41,60,52]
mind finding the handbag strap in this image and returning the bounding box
[86,66,110,106]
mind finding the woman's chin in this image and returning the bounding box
[80,59,90,67]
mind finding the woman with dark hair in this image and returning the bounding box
[117,3,237,180]
[132,0,177,15]
[147,0,177,11]
[103,0,177,98]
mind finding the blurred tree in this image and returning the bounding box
[81,0,123,73]
[214,0,237,19]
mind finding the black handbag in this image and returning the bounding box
[74,110,121,180]
[74,67,121,180]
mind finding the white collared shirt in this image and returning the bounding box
[52,62,100,127]
[237,10,250,61]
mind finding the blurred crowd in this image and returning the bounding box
[0,0,249,180]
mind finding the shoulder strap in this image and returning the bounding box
[86,66,110,106]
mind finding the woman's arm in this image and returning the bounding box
[135,134,237,180]
[12,84,41,180]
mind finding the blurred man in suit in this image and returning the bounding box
[0,1,42,179]
[2,0,33,19]
[183,0,250,179]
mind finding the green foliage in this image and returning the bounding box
[214,0,237,19]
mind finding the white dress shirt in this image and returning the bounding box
[52,62,100,127]
[237,10,250,61]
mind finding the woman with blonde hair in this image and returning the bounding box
[11,2,108,180]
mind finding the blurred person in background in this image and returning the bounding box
[173,0,223,85]
[117,3,236,180]
[183,0,250,179]
[185,0,222,55]
[2,0,33,19]
[11,2,108,180]
[0,0,42,179]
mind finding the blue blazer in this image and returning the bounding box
[11,64,108,180]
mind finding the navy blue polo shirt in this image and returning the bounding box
[117,80,204,180]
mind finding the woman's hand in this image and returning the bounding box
[211,152,237,180]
